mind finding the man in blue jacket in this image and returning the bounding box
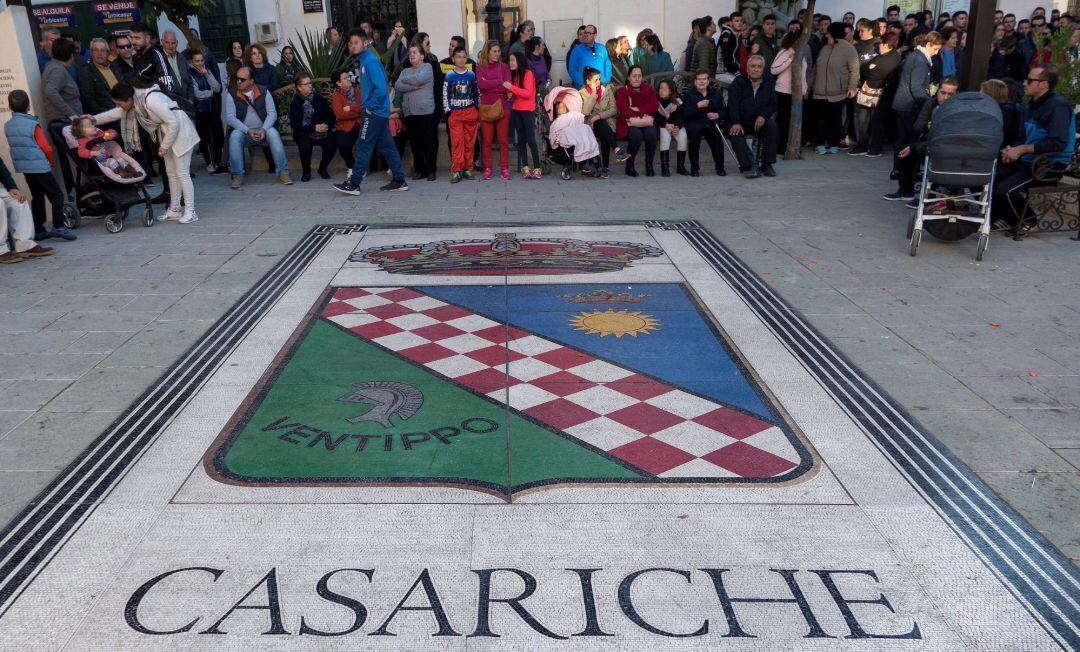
[568,25,611,88]
[334,29,408,195]
[994,64,1077,228]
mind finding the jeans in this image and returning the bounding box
[510,109,540,169]
[23,172,65,232]
[592,120,617,167]
[228,127,288,175]
[626,125,657,167]
[295,131,337,175]
[349,112,404,185]
[163,146,195,215]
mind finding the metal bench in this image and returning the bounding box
[1015,143,1080,241]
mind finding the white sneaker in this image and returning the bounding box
[161,209,181,221]
[206,164,215,174]
[179,211,198,224]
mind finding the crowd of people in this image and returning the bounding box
[1,6,1077,254]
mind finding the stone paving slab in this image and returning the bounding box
[0,153,1076,647]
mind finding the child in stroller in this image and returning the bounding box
[542,86,602,179]
[72,117,144,181]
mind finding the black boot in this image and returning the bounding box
[660,151,671,177]
[645,160,655,177]
[301,168,312,182]
[625,162,638,177]
[676,151,689,175]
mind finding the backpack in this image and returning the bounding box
[152,88,197,122]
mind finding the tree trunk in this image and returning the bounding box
[784,0,816,160]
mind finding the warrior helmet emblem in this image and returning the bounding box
[338,381,424,428]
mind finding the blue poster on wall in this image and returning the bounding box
[33,5,77,29]
[93,1,141,26]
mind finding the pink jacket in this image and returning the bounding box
[476,61,511,109]
[506,69,536,112]
[770,48,808,95]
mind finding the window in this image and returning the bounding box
[199,0,250,61]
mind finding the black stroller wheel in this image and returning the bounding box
[976,234,989,261]
[143,207,155,228]
[105,213,124,233]
[560,167,573,181]
[62,204,80,230]
[906,213,916,239]
[909,229,921,256]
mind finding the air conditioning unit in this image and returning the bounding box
[254,22,279,44]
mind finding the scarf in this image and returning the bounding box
[301,94,315,127]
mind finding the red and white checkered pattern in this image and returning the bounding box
[323,287,801,479]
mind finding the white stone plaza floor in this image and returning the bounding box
[0,152,1077,650]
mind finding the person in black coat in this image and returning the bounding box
[77,39,119,115]
[987,36,1029,82]
[288,73,338,182]
[678,70,727,176]
[727,55,780,177]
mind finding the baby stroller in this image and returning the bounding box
[907,92,1002,261]
[542,86,602,180]
[50,121,154,234]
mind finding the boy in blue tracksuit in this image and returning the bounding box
[333,29,408,195]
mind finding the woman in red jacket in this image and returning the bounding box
[615,65,659,177]
[330,68,363,170]
[506,51,540,178]
[476,40,512,180]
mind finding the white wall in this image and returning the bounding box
[417,0,462,62]
[248,0,329,62]
[0,6,46,198]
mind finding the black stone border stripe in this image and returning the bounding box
[669,221,1080,650]
[0,224,366,617]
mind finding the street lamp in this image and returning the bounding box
[485,0,502,44]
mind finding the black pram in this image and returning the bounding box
[908,92,1003,261]
[49,120,154,234]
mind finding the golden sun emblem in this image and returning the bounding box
[569,309,661,338]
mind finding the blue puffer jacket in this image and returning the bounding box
[2,112,52,174]
[892,49,933,114]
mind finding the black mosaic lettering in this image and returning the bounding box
[618,568,708,638]
[352,434,380,452]
[400,432,430,450]
[260,417,298,432]
[307,432,352,450]
[700,568,832,639]
[429,426,460,444]
[370,568,460,637]
[810,570,922,640]
[125,567,223,635]
[469,569,568,639]
[566,568,614,637]
[299,568,374,637]
[199,568,290,636]
[460,417,498,434]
